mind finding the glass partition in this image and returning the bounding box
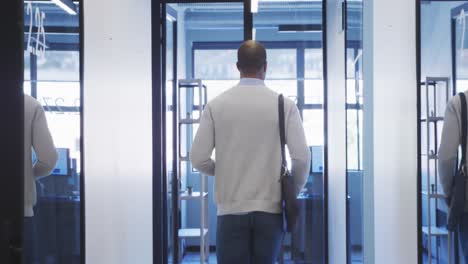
[23,1,82,263]
[418,1,468,263]
[253,1,326,263]
[345,1,364,263]
[165,3,244,263]
[161,1,328,263]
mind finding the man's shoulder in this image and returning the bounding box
[24,94,43,117]
[448,91,467,111]
[207,84,240,106]
[24,94,41,107]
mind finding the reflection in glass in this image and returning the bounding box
[23,1,82,263]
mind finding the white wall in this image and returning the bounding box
[326,1,347,263]
[363,0,418,263]
[83,0,153,263]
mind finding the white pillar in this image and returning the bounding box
[363,0,418,263]
[84,0,153,263]
[326,1,347,263]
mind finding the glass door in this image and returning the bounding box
[23,1,83,263]
[416,2,467,263]
[252,1,327,263]
[164,2,244,263]
[160,1,329,263]
[0,1,24,263]
[345,0,364,263]
[165,6,178,264]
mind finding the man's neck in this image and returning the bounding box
[240,75,264,80]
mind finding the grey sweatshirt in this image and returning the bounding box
[439,91,468,211]
[190,78,311,216]
[24,95,58,217]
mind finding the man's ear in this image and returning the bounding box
[264,62,268,73]
[237,62,241,72]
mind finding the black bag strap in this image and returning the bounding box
[460,92,467,167]
[278,94,287,168]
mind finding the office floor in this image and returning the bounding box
[178,250,438,264]
[179,249,365,264]
[180,253,296,264]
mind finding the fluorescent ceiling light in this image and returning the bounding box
[251,0,259,13]
[51,0,77,15]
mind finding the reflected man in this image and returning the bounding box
[24,95,58,263]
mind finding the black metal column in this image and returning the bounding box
[153,1,166,264]
[0,1,25,264]
[244,0,253,40]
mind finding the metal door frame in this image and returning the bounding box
[152,1,329,263]
[0,1,25,263]
[416,1,468,263]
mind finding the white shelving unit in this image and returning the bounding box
[420,77,452,264]
[177,79,209,264]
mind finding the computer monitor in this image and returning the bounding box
[51,148,70,176]
[310,146,323,173]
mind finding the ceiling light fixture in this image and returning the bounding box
[51,0,77,15]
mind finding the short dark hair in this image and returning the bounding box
[237,40,267,74]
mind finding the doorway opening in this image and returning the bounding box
[159,1,327,263]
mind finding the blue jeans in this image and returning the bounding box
[461,213,468,263]
[216,211,284,264]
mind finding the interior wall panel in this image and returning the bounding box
[84,0,153,263]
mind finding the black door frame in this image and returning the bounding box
[0,1,25,263]
[152,1,329,263]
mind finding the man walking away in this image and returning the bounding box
[439,90,468,262]
[190,40,311,264]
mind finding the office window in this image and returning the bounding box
[194,49,238,81]
[266,49,297,99]
[305,49,325,105]
[37,51,80,81]
[194,49,239,101]
[266,49,297,79]
[303,109,324,146]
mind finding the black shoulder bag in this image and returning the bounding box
[278,94,300,233]
[447,92,468,232]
